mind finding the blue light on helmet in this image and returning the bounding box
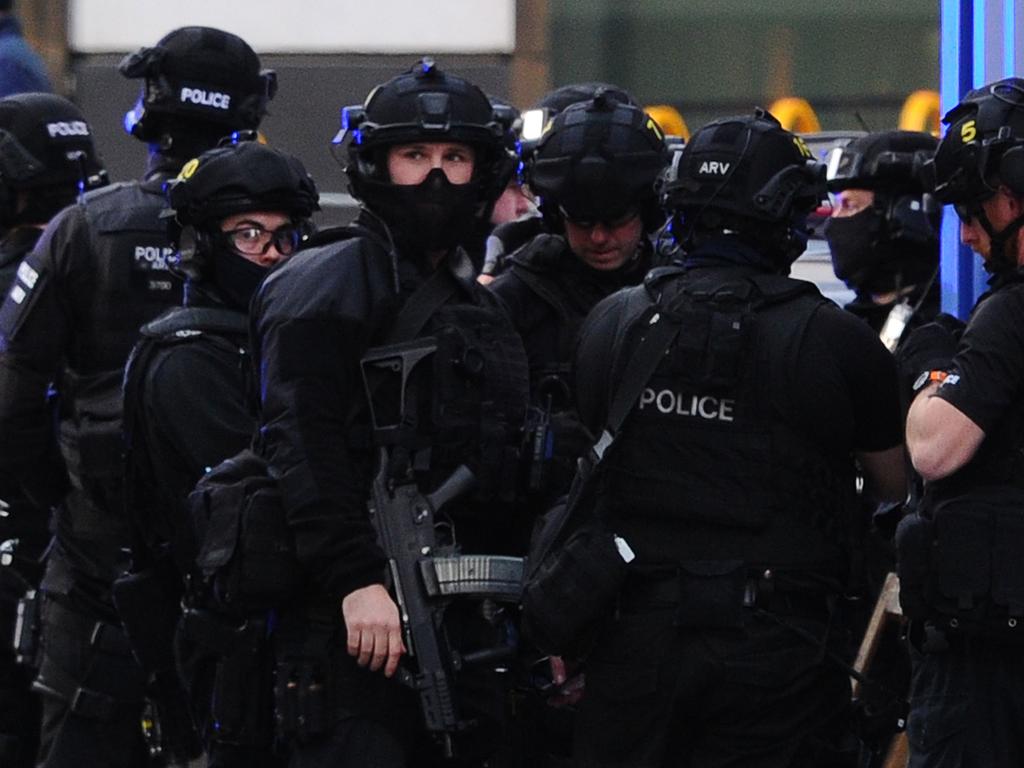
[123,98,145,136]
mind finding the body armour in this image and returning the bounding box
[491,232,653,408]
[897,278,1024,634]
[254,219,530,586]
[597,266,859,576]
[0,227,42,296]
[123,302,250,560]
[0,177,183,591]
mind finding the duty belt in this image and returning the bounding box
[620,568,833,619]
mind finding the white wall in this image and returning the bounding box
[68,0,516,53]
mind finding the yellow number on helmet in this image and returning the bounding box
[961,119,978,143]
[792,136,812,158]
[177,158,200,181]
[646,117,665,140]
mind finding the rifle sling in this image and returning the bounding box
[530,306,685,572]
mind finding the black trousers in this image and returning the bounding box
[574,603,855,768]
[33,591,148,768]
[276,602,518,768]
[907,626,1024,768]
[0,644,40,768]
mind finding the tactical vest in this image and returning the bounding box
[364,284,531,510]
[599,268,858,569]
[122,304,250,559]
[0,227,41,297]
[19,180,183,592]
[897,282,1024,635]
[56,181,184,508]
[506,235,581,404]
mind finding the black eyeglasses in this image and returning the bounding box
[221,223,304,257]
[559,206,640,230]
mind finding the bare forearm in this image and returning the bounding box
[906,384,984,481]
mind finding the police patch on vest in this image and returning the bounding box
[133,245,174,272]
[639,387,736,422]
[0,255,47,343]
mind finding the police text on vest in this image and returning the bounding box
[639,388,735,422]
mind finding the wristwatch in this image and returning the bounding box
[912,369,949,392]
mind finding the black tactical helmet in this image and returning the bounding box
[164,139,319,281]
[662,109,825,263]
[167,141,318,228]
[925,78,1024,206]
[332,59,513,257]
[827,130,937,194]
[825,130,940,294]
[519,82,639,156]
[0,92,107,226]
[526,90,668,231]
[119,26,276,144]
[923,77,1024,270]
[335,58,510,202]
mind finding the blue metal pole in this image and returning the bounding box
[939,0,978,318]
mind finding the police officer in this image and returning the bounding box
[900,77,1024,767]
[0,92,104,768]
[823,130,942,764]
[251,59,527,767]
[479,83,642,284]
[825,130,942,351]
[489,89,668,513]
[563,110,906,767]
[120,140,317,767]
[0,26,275,767]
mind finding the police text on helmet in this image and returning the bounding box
[179,88,231,110]
[639,388,735,422]
[47,121,89,138]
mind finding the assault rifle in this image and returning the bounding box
[362,339,525,755]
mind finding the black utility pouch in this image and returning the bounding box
[930,499,990,621]
[522,523,628,656]
[894,510,935,620]
[675,560,747,629]
[190,448,300,613]
[274,660,328,742]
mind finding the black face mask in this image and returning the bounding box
[824,208,897,293]
[368,167,482,257]
[210,248,270,311]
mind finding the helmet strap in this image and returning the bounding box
[977,208,1024,271]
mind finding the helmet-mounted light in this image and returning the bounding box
[332,105,365,146]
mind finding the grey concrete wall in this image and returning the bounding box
[71,53,512,227]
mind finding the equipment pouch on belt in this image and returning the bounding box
[189,447,300,613]
[896,487,1024,633]
[274,657,328,741]
[522,519,628,656]
[893,510,933,620]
